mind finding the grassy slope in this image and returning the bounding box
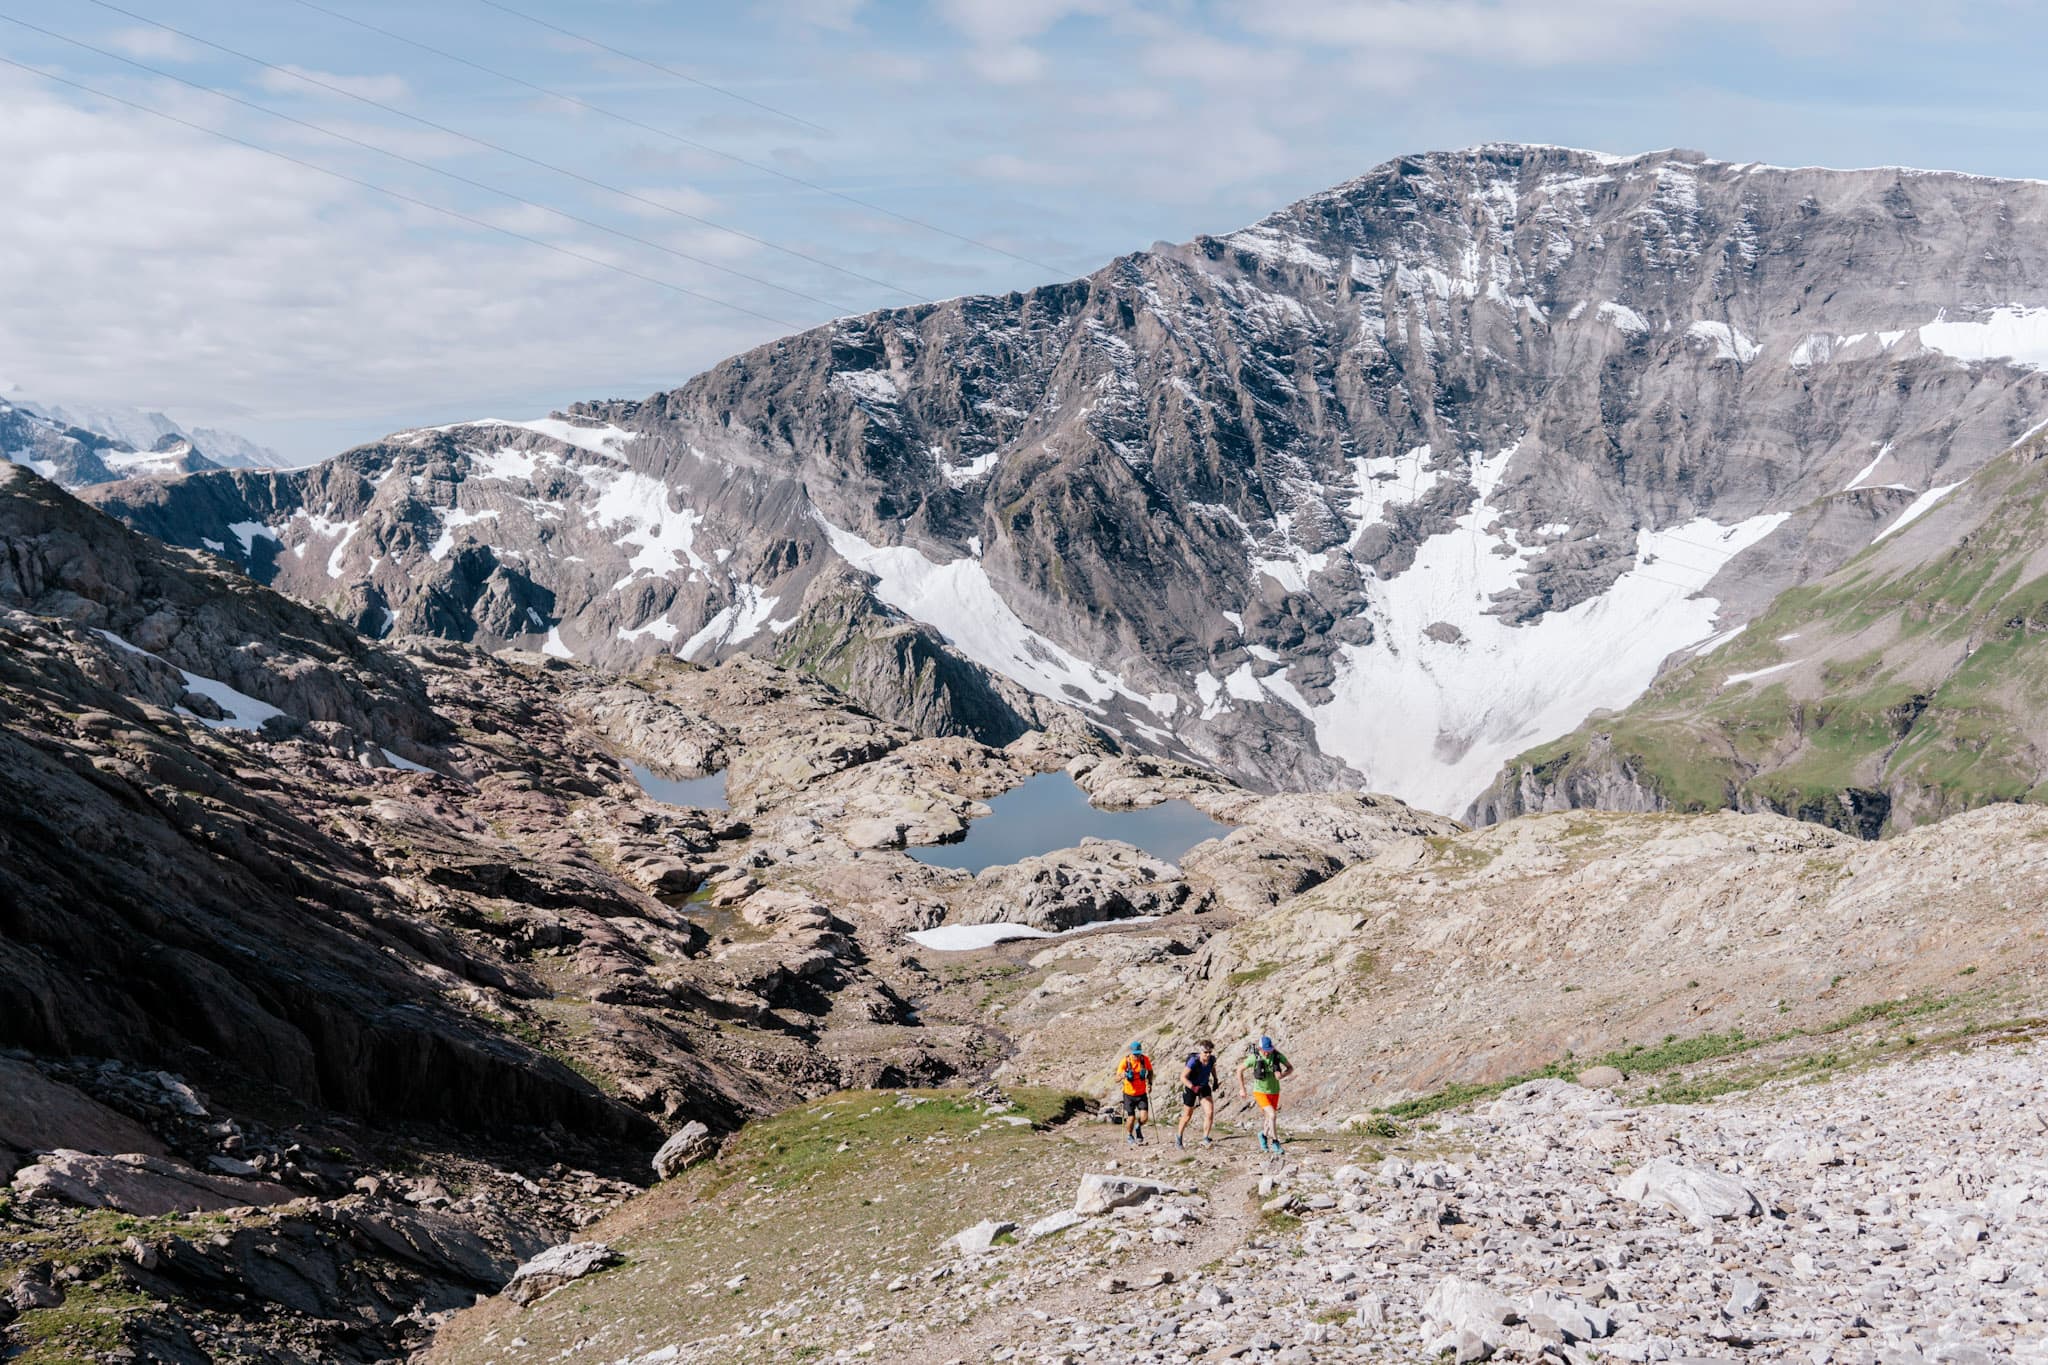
[422,1088,1093,1365]
[1497,436,2048,833]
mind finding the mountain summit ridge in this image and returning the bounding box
[84,143,2048,814]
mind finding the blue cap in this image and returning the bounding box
[1130,1041,1144,1054]
[1259,1036,1275,1051]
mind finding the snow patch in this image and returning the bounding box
[1872,483,1963,543]
[541,626,574,659]
[587,471,711,587]
[940,449,1000,487]
[678,586,779,660]
[1307,439,1788,816]
[227,520,278,555]
[1686,320,1760,363]
[1596,302,1649,334]
[817,515,1169,718]
[96,630,287,731]
[620,618,679,643]
[1842,442,1892,492]
[1726,659,1800,687]
[834,371,902,404]
[1918,305,2048,371]
[428,508,499,562]
[470,446,542,482]
[906,916,1158,953]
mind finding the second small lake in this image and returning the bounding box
[629,760,729,811]
[907,771,1235,874]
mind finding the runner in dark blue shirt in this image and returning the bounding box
[1176,1040,1219,1148]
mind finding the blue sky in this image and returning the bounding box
[0,0,2041,461]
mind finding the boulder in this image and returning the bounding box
[505,1240,621,1306]
[11,1149,290,1215]
[1577,1065,1626,1089]
[1074,1173,1177,1215]
[1522,1290,1610,1341]
[652,1122,718,1180]
[1422,1276,1519,1355]
[1615,1157,1764,1227]
[943,1219,1016,1255]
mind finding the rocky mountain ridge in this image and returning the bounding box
[84,144,2048,813]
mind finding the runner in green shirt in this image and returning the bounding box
[1237,1035,1295,1154]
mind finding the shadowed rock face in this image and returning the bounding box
[81,145,2048,810]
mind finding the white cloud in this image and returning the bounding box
[1231,0,1859,66]
[932,0,1120,45]
[0,75,778,449]
[101,26,201,62]
[967,43,1051,84]
[256,65,411,103]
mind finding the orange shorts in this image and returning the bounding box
[1253,1092,1280,1111]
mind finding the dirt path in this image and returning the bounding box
[902,1109,1350,1363]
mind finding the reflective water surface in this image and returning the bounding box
[906,771,1235,874]
[628,761,729,811]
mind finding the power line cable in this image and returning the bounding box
[288,0,1068,279]
[78,0,919,301]
[472,0,829,136]
[0,52,801,330]
[2,11,856,314]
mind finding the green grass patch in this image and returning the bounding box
[1227,961,1281,989]
[8,1276,159,1364]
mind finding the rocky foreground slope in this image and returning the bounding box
[84,145,2048,811]
[420,1041,2046,1365]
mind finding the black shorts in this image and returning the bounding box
[1181,1086,1213,1108]
[1121,1093,1149,1117]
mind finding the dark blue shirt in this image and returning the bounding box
[1184,1054,1216,1089]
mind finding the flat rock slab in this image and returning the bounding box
[1074,1173,1179,1215]
[12,1149,290,1215]
[0,1059,166,1180]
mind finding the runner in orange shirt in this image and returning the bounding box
[1118,1041,1153,1145]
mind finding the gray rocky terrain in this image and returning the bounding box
[80,145,2048,813]
[419,1042,2048,1365]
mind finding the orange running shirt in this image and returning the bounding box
[1120,1054,1152,1095]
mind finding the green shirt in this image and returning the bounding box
[1244,1050,1289,1095]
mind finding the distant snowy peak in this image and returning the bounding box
[10,392,277,480]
